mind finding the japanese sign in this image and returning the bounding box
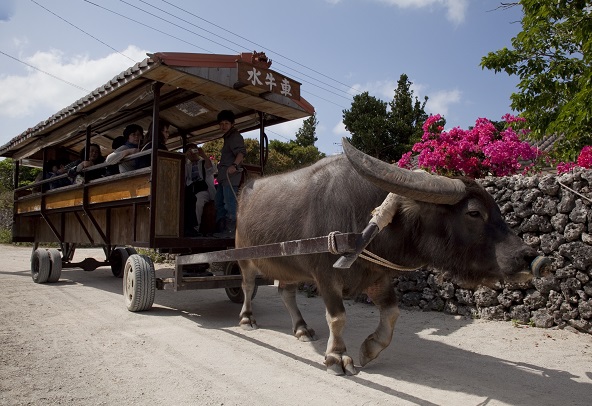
[237,62,300,100]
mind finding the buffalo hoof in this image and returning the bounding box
[325,352,358,376]
[359,334,385,367]
[295,326,317,342]
[239,316,258,330]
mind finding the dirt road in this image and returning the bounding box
[1,244,591,406]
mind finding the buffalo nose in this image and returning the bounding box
[530,256,552,278]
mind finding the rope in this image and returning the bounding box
[359,250,419,271]
[225,167,247,201]
[327,231,418,272]
[327,231,341,254]
[558,181,592,204]
[370,193,399,230]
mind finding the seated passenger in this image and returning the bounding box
[184,143,216,236]
[137,119,171,169]
[105,136,126,176]
[105,124,143,173]
[47,158,72,189]
[68,143,106,183]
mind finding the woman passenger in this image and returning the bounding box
[137,119,171,169]
[105,124,143,173]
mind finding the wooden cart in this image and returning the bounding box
[1,51,355,309]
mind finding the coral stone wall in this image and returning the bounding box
[394,168,592,334]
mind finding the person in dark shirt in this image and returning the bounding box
[68,143,106,182]
[105,124,143,173]
[105,136,126,175]
[213,110,246,238]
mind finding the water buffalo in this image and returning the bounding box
[235,138,539,375]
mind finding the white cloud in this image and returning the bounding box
[424,88,461,117]
[349,79,397,100]
[0,45,149,121]
[244,117,306,142]
[332,120,347,136]
[348,78,461,119]
[375,0,469,24]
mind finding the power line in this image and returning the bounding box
[10,0,353,123]
[30,0,137,63]
[117,0,242,53]
[82,0,212,53]
[135,0,357,101]
[157,0,360,96]
[116,0,353,104]
[16,1,350,112]
[0,50,90,93]
[82,0,352,108]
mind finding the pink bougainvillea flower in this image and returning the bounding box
[397,114,541,178]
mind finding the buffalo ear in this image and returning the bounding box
[342,138,466,205]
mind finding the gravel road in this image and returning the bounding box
[1,244,591,406]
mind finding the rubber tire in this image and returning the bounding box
[110,247,130,278]
[31,248,51,284]
[124,254,156,312]
[47,249,62,283]
[125,247,138,256]
[224,261,257,304]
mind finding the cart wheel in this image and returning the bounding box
[47,248,62,283]
[110,247,130,278]
[124,254,155,312]
[31,248,51,284]
[224,261,257,304]
[125,247,138,256]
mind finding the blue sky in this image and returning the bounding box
[0,0,523,156]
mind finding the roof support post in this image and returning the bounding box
[258,111,268,175]
[148,81,163,245]
[84,126,91,161]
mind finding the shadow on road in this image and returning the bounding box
[11,259,591,406]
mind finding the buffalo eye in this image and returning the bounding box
[465,198,488,221]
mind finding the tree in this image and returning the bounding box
[0,158,40,193]
[266,139,325,174]
[388,74,428,160]
[342,74,428,163]
[200,122,325,176]
[480,1,592,161]
[294,113,319,147]
[0,159,13,193]
[342,92,391,160]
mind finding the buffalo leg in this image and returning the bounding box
[278,283,317,341]
[238,261,258,330]
[359,278,400,367]
[320,285,357,376]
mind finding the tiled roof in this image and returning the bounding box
[0,57,154,157]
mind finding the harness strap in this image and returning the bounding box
[359,250,418,271]
[328,231,417,272]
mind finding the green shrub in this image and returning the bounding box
[0,228,11,244]
[135,248,171,264]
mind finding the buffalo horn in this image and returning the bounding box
[342,138,466,205]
